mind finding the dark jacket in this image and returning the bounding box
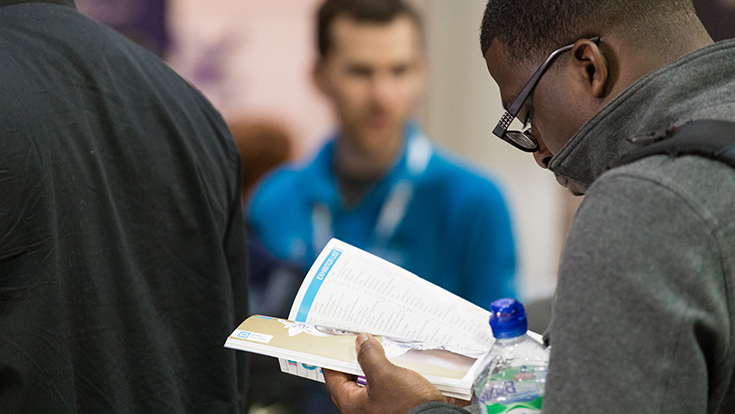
[0,1,248,412]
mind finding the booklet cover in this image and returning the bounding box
[225,315,485,399]
[225,238,541,400]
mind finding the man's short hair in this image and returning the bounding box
[480,0,697,65]
[317,0,423,57]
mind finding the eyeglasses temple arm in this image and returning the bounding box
[507,36,600,117]
[492,36,600,138]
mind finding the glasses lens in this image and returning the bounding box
[505,130,538,152]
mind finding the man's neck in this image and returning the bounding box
[605,16,714,105]
[332,130,404,207]
[333,131,403,183]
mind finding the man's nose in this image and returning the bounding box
[532,131,552,169]
[370,75,396,105]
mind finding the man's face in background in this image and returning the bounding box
[314,14,427,156]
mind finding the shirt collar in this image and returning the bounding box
[304,120,425,207]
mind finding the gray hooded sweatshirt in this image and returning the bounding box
[412,39,735,414]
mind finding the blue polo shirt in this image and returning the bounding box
[248,123,516,310]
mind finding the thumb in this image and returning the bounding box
[354,333,392,380]
[352,333,446,413]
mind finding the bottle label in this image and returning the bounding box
[476,365,546,414]
[484,397,543,414]
[490,365,546,384]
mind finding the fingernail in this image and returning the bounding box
[356,333,369,348]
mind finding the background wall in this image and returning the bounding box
[166,0,334,157]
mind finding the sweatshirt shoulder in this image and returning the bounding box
[593,154,735,226]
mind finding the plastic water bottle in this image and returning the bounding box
[472,298,549,414]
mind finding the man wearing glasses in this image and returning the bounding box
[323,0,735,413]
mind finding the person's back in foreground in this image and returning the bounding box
[0,1,248,412]
[321,0,735,413]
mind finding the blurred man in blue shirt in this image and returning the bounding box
[248,0,516,310]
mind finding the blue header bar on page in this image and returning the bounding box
[295,249,342,322]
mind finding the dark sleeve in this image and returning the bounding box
[408,402,468,414]
[543,173,730,413]
[222,151,251,411]
[0,131,31,414]
[0,149,21,280]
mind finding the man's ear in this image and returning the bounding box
[312,59,330,96]
[416,55,430,87]
[571,39,608,99]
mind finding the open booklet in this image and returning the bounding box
[225,238,541,400]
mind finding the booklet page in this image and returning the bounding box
[288,239,493,351]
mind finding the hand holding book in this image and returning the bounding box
[323,332,447,414]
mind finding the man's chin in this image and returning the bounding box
[356,126,402,148]
[566,186,586,196]
[363,122,400,139]
[555,174,587,196]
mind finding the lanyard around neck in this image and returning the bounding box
[311,132,433,256]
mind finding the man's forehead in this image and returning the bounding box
[328,14,422,61]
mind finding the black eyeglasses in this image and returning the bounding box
[492,36,601,152]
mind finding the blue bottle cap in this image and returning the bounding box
[489,298,528,339]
